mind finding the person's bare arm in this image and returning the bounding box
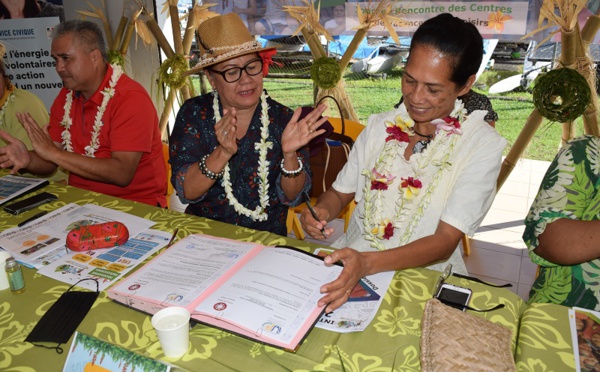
[49,149,142,186]
[535,219,600,265]
[18,112,142,186]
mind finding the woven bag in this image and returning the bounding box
[420,298,516,372]
[309,95,354,198]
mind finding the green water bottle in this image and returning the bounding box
[5,257,25,294]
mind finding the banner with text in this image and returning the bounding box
[219,0,600,43]
[0,18,62,111]
[344,2,529,39]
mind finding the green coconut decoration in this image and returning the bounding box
[159,54,189,90]
[107,50,125,67]
[532,68,591,122]
[310,57,341,89]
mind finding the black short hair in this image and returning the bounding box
[52,20,108,62]
[409,13,483,87]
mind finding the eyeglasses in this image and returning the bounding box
[433,264,452,298]
[209,59,263,83]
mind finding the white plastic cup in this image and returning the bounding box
[0,251,12,291]
[151,306,190,358]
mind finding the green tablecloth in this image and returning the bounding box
[0,182,571,371]
[515,303,575,371]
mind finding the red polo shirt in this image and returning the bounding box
[48,65,167,206]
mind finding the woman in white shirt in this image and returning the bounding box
[301,13,506,312]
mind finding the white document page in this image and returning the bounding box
[193,247,342,345]
[38,230,172,291]
[316,270,394,333]
[110,234,260,308]
[0,204,155,268]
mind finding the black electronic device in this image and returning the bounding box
[3,192,57,215]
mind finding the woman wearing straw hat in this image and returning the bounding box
[169,13,328,235]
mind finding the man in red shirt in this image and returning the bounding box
[0,20,166,207]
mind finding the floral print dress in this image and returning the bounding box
[524,135,600,310]
[169,91,310,236]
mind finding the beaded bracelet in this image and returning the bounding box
[199,154,224,180]
[281,156,304,178]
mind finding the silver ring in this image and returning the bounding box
[223,131,228,136]
[346,289,351,294]
[309,129,314,133]
[307,120,312,126]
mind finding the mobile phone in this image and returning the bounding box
[3,192,57,215]
[435,283,472,311]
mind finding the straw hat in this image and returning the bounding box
[187,13,276,75]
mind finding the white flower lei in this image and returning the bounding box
[0,91,15,128]
[214,91,272,221]
[362,100,467,251]
[60,64,123,157]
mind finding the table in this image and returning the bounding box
[0,181,569,371]
[515,303,576,371]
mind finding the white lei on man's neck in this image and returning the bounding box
[362,100,467,250]
[213,91,272,222]
[60,64,123,158]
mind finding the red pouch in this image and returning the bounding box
[66,221,129,252]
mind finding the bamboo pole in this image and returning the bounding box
[582,107,599,136]
[576,21,600,137]
[557,29,577,143]
[119,19,136,56]
[111,16,128,51]
[102,17,113,51]
[181,85,191,101]
[581,15,600,45]
[169,2,184,56]
[497,109,544,190]
[182,8,196,54]
[145,19,176,58]
[561,122,576,146]
[561,29,577,66]
[159,88,178,138]
[301,28,326,59]
[338,28,367,72]
[317,81,359,122]
[180,9,196,102]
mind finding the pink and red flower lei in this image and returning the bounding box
[385,125,411,143]
[431,116,462,136]
[369,168,396,191]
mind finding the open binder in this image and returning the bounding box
[108,234,342,351]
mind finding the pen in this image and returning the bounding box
[166,228,179,248]
[302,192,327,238]
[17,211,48,228]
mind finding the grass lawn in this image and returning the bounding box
[261,67,593,162]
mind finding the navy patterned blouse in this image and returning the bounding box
[169,90,311,236]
